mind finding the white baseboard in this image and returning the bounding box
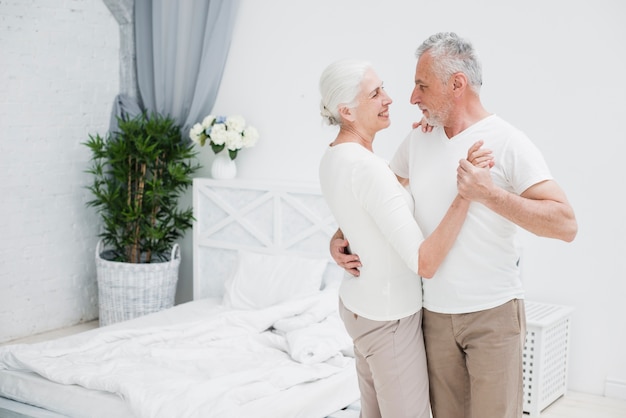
[605,378,626,400]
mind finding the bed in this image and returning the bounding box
[0,179,361,418]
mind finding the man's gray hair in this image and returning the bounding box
[416,32,483,95]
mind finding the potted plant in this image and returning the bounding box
[84,112,201,325]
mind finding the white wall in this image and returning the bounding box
[1,0,624,400]
[0,1,118,339]
[199,0,626,398]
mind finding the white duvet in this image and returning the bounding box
[0,289,354,418]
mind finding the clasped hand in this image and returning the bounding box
[457,140,495,202]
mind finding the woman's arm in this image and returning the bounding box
[418,140,493,278]
[417,194,469,278]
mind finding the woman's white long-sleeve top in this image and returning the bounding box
[319,143,425,321]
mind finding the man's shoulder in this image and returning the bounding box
[477,115,531,143]
[483,114,523,132]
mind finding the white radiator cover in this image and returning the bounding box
[523,301,573,416]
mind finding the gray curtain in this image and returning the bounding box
[109,93,143,134]
[129,0,239,133]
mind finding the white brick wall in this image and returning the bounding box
[0,0,119,342]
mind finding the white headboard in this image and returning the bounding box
[192,178,339,300]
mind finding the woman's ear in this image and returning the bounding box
[339,105,356,122]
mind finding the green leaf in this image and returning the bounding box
[211,142,225,154]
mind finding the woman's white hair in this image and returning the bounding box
[319,59,372,126]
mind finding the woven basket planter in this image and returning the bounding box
[95,241,181,326]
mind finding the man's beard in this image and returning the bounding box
[423,101,453,127]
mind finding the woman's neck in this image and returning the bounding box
[332,125,373,151]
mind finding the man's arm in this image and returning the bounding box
[456,159,577,242]
[330,228,361,276]
[396,174,409,187]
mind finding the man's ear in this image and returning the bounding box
[339,105,356,122]
[451,73,468,97]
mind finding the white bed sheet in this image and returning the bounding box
[0,293,359,418]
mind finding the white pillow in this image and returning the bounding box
[222,250,328,310]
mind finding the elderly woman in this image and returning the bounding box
[318,59,492,418]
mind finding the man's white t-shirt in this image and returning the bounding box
[390,115,552,314]
[319,142,424,321]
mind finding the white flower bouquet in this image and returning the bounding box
[189,115,259,160]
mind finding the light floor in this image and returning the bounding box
[3,323,626,418]
[1,321,100,345]
[329,394,626,418]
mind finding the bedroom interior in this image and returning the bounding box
[1,0,625,417]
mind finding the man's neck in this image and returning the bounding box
[443,102,491,138]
